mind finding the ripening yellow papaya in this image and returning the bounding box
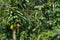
[10,24,14,30]
[16,23,20,28]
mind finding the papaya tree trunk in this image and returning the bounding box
[13,29,16,40]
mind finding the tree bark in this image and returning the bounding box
[13,29,16,40]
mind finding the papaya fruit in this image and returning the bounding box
[16,23,20,28]
[10,24,14,30]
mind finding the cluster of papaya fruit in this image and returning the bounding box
[10,23,21,30]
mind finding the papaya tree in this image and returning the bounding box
[0,0,60,40]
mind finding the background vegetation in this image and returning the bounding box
[0,0,60,40]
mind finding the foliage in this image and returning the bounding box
[0,0,60,40]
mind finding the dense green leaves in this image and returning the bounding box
[0,0,60,40]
